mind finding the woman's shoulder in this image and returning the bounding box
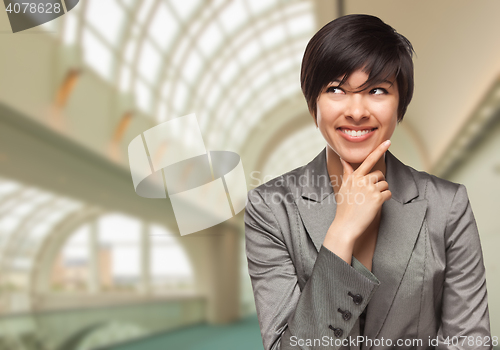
[247,164,306,204]
[405,163,467,207]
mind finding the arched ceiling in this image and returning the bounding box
[0,178,83,287]
[30,0,500,184]
[57,0,315,156]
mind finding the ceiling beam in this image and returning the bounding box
[432,76,500,177]
[0,102,176,228]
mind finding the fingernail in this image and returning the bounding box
[384,140,391,146]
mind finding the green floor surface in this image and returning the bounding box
[105,314,264,350]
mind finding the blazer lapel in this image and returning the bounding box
[363,150,428,343]
[292,148,336,252]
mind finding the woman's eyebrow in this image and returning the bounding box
[327,79,395,89]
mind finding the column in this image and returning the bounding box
[139,222,151,294]
[87,220,100,294]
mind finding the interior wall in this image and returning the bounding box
[447,116,500,338]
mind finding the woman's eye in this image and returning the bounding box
[327,87,344,94]
[370,88,388,95]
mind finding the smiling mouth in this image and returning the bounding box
[337,128,377,137]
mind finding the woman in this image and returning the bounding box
[244,14,492,350]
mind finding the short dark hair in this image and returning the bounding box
[300,14,415,122]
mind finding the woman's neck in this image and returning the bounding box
[326,146,387,195]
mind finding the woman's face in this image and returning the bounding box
[316,69,399,164]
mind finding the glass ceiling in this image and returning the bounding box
[58,0,315,152]
[11,0,317,267]
[0,177,192,298]
[0,178,84,289]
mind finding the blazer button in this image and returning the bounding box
[328,325,343,338]
[337,308,352,321]
[348,291,363,305]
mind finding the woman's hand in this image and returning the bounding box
[323,140,392,263]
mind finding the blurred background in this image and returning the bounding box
[0,0,499,349]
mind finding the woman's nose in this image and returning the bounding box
[345,94,369,120]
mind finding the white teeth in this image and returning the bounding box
[341,129,373,137]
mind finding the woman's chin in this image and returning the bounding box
[331,145,379,164]
[339,151,371,165]
[342,157,366,166]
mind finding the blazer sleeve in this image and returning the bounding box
[244,188,380,350]
[436,184,492,349]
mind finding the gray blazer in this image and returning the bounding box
[244,148,491,350]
